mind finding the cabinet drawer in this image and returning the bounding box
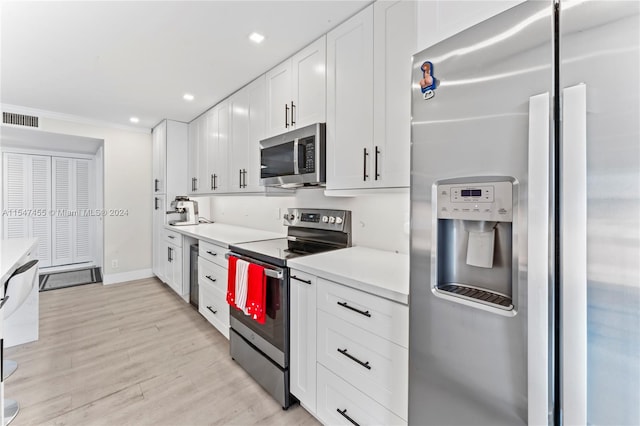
[317,364,406,426]
[199,281,230,339]
[198,257,227,293]
[199,240,227,268]
[317,309,408,419]
[290,269,317,287]
[163,228,183,246]
[317,278,409,347]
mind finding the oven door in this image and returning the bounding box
[227,252,289,368]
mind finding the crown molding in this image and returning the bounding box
[1,103,152,134]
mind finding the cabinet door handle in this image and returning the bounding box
[206,275,217,283]
[337,301,371,317]
[206,306,218,315]
[336,408,360,426]
[374,146,380,180]
[285,104,289,128]
[211,174,215,190]
[291,275,311,285]
[363,148,369,181]
[154,197,159,210]
[194,178,198,191]
[290,101,295,126]
[242,169,247,188]
[191,177,195,191]
[213,174,218,190]
[154,179,159,192]
[167,247,172,262]
[239,169,243,188]
[206,250,217,257]
[337,348,371,370]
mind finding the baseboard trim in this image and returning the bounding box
[102,268,154,285]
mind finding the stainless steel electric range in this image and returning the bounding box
[227,208,352,409]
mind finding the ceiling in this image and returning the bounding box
[0,1,370,130]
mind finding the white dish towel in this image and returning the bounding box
[235,259,250,314]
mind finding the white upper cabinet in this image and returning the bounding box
[187,114,209,194]
[187,118,199,193]
[372,0,416,189]
[327,1,416,191]
[266,36,326,138]
[245,76,267,192]
[209,100,230,193]
[152,120,166,194]
[228,76,268,193]
[326,5,375,190]
[291,36,326,129]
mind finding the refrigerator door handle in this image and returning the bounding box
[561,83,587,426]
[527,92,551,426]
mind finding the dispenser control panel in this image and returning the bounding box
[436,180,513,222]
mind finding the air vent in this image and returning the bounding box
[2,112,39,128]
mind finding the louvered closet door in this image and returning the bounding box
[73,159,93,263]
[52,157,74,265]
[2,153,29,239]
[30,155,52,267]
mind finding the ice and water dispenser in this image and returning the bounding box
[433,177,515,311]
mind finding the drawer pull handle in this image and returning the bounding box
[206,306,218,315]
[291,275,311,285]
[206,275,217,283]
[168,235,175,239]
[336,408,360,426]
[206,251,218,257]
[337,348,371,370]
[337,301,371,317]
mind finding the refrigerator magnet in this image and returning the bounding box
[420,61,438,100]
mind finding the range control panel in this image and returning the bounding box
[436,180,513,222]
[283,208,351,231]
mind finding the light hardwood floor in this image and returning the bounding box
[5,278,320,426]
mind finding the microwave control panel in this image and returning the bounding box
[299,136,315,173]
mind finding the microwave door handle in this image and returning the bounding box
[293,138,300,175]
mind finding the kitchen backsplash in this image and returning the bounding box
[208,189,409,254]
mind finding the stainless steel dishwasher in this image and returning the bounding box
[189,243,199,308]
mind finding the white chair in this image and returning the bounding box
[2,259,38,426]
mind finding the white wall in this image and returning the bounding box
[37,118,152,277]
[209,189,410,254]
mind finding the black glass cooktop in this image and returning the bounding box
[230,237,343,267]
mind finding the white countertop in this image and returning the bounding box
[164,222,284,248]
[288,246,409,305]
[1,238,38,284]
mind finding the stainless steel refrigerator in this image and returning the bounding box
[409,1,639,425]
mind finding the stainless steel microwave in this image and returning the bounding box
[260,123,326,188]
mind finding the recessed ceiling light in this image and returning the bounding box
[249,32,265,44]
[183,93,194,101]
[129,117,139,123]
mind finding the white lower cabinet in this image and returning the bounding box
[317,364,405,426]
[317,309,408,419]
[289,268,409,424]
[198,245,229,339]
[290,270,317,412]
[160,228,183,296]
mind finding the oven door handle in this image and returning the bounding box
[225,252,284,280]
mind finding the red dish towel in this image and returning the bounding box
[245,264,266,324]
[226,256,238,308]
